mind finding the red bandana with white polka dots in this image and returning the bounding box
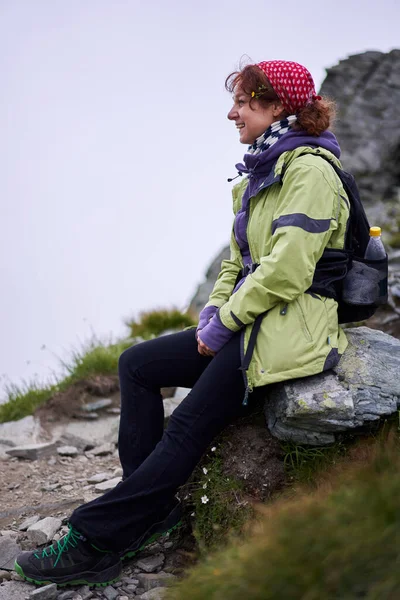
[256,60,319,114]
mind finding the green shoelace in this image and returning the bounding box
[34,526,81,567]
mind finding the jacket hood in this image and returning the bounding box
[235,130,341,179]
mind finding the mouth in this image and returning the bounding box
[236,123,245,130]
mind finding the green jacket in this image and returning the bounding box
[205,146,349,393]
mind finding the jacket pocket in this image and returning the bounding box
[293,297,313,343]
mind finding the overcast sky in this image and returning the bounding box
[1,0,399,399]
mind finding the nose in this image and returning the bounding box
[227,105,238,121]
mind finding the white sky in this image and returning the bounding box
[1,0,399,398]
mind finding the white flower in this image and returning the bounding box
[211,447,216,452]
[201,495,209,504]
[202,467,208,475]
[191,512,195,517]
[203,482,207,489]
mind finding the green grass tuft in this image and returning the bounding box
[183,448,253,552]
[125,308,196,340]
[0,337,133,424]
[168,434,400,600]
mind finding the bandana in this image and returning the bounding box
[256,60,320,114]
[246,115,297,156]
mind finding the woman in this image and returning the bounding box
[15,60,349,587]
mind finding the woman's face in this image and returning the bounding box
[227,87,283,145]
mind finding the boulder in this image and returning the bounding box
[265,327,400,445]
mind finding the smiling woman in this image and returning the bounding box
[15,59,350,588]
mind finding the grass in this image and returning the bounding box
[182,446,254,552]
[0,338,132,424]
[168,427,400,600]
[0,308,195,424]
[125,308,196,340]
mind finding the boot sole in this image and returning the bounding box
[14,560,121,587]
[121,519,182,560]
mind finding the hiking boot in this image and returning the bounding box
[14,525,121,587]
[120,499,183,560]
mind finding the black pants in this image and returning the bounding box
[70,329,247,552]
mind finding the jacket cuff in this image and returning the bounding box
[197,305,218,331]
[197,311,236,352]
[218,303,244,332]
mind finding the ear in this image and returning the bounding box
[272,102,285,118]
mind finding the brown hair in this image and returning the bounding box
[225,64,336,136]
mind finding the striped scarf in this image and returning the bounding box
[247,115,297,156]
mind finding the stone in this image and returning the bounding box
[106,407,121,414]
[136,572,176,592]
[135,553,165,573]
[0,581,36,600]
[94,477,121,492]
[0,569,11,580]
[87,472,113,484]
[265,327,400,445]
[73,412,99,420]
[0,535,21,570]
[75,585,93,600]
[81,398,113,412]
[0,416,48,448]
[28,583,58,599]
[26,517,62,545]
[164,388,191,418]
[5,443,57,461]
[138,588,168,600]
[102,586,119,600]
[90,443,114,456]
[0,530,18,539]
[112,467,123,478]
[57,446,79,457]
[57,591,76,600]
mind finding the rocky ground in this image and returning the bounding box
[0,383,199,600]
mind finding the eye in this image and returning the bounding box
[238,99,245,107]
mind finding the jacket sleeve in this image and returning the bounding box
[203,229,243,310]
[218,158,341,331]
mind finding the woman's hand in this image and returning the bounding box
[196,330,216,357]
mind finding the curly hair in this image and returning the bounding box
[225,64,336,136]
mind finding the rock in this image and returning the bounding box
[265,327,400,445]
[0,530,18,539]
[5,443,57,461]
[112,467,123,478]
[26,517,62,545]
[102,586,119,600]
[135,553,165,573]
[87,472,113,484]
[106,407,121,414]
[0,416,48,448]
[320,50,400,205]
[189,246,230,314]
[136,572,176,592]
[28,583,57,599]
[0,569,11,580]
[73,412,99,420]
[74,585,93,600]
[94,477,121,492]
[56,433,95,452]
[0,581,35,600]
[90,443,114,456]
[138,587,168,600]
[164,388,191,418]
[57,446,79,457]
[0,535,21,569]
[81,398,113,412]
[57,591,76,600]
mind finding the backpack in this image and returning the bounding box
[302,154,388,323]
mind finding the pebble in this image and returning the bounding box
[94,477,121,492]
[57,446,79,457]
[28,583,58,599]
[136,572,176,592]
[57,591,76,600]
[0,569,11,581]
[86,472,112,484]
[138,588,167,600]
[102,586,119,600]
[26,517,62,545]
[135,553,165,573]
[90,443,115,457]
